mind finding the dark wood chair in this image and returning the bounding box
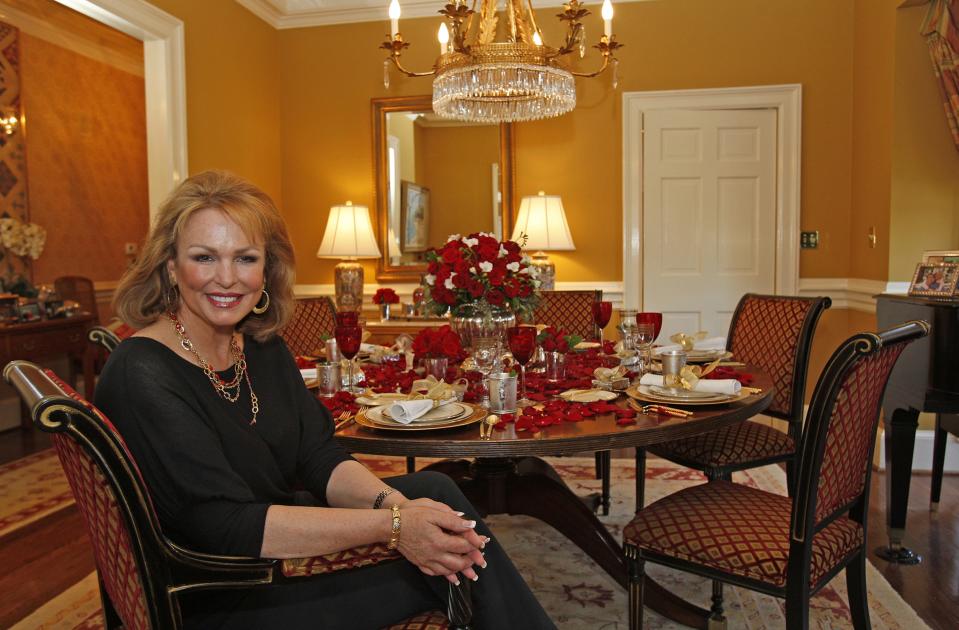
[281,296,338,357]
[624,320,929,629]
[931,413,959,508]
[83,320,138,399]
[3,360,471,630]
[54,275,99,323]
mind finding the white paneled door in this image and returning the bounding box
[643,108,777,340]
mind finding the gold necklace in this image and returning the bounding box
[168,312,259,425]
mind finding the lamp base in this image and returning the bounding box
[334,261,364,312]
[531,251,555,290]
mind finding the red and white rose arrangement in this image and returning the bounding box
[372,288,400,305]
[412,325,464,360]
[422,232,540,316]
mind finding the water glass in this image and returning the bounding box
[632,323,656,375]
[315,361,341,398]
[379,303,391,321]
[423,356,449,381]
[545,351,567,382]
[661,350,687,390]
[486,372,518,414]
[472,337,501,405]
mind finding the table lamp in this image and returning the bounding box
[510,191,576,290]
[316,201,381,312]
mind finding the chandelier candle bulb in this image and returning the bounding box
[438,23,449,55]
[388,0,400,36]
[532,31,543,46]
[602,0,613,38]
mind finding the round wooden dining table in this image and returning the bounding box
[335,370,774,629]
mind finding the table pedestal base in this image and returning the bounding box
[423,456,714,629]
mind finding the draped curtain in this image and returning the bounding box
[921,0,959,151]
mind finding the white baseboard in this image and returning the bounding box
[876,429,959,473]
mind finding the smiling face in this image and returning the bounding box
[166,207,266,335]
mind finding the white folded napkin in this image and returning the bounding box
[639,373,741,395]
[653,336,727,356]
[387,398,455,424]
[299,368,316,380]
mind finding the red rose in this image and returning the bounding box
[442,247,463,264]
[504,277,521,298]
[452,272,469,289]
[488,266,507,287]
[467,279,485,298]
[476,241,499,262]
[428,261,440,274]
[486,289,505,306]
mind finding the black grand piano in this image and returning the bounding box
[876,294,959,564]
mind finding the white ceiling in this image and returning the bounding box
[235,0,646,29]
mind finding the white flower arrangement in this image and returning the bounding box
[0,217,46,260]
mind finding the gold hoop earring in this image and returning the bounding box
[164,284,179,313]
[252,289,270,315]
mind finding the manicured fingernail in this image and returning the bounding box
[471,574,479,581]
[480,560,488,569]
[454,511,465,516]
[452,578,460,586]
[465,520,476,528]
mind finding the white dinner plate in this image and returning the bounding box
[559,389,619,403]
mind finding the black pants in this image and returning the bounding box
[182,471,555,629]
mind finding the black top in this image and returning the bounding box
[94,335,354,557]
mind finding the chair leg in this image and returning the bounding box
[596,451,611,515]
[635,448,647,514]
[845,549,872,630]
[784,587,809,630]
[97,573,123,630]
[406,456,416,474]
[785,459,796,497]
[710,580,725,624]
[931,416,947,509]
[627,552,646,630]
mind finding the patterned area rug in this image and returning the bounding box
[5,453,929,629]
[0,449,74,537]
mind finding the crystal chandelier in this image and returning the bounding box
[380,0,623,124]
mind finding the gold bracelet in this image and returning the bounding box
[387,504,401,550]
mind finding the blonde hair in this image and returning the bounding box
[113,170,295,341]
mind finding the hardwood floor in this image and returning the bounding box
[1,427,957,629]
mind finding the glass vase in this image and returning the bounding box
[545,351,567,382]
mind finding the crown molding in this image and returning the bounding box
[236,0,651,30]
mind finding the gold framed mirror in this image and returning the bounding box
[372,95,515,282]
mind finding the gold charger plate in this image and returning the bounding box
[355,404,487,432]
[685,350,733,363]
[626,385,751,407]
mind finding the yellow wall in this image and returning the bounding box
[147,0,283,204]
[889,4,959,282]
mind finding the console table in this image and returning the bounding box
[0,313,94,428]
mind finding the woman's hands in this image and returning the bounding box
[394,497,487,584]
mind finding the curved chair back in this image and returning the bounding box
[3,361,275,629]
[788,321,929,577]
[726,294,831,425]
[282,296,338,356]
[54,276,98,322]
[532,289,602,340]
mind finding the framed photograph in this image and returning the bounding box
[908,262,959,298]
[16,301,42,323]
[921,250,959,265]
[400,181,430,253]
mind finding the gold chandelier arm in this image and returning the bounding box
[567,54,610,78]
[389,55,437,77]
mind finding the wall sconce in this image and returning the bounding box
[0,108,20,135]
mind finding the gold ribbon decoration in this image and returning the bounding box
[409,375,468,407]
[677,356,723,390]
[593,365,628,383]
[669,330,708,351]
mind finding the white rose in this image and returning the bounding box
[444,273,456,290]
[506,261,519,272]
[519,267,531,275]
[463,237,479,247]
[424,274,436,286]
[498,245,508,258]
[446,234,462,243]
[479,261,493,273]
[469,266,477,274]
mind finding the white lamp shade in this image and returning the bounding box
[510,192,576,251]
[316,202,381,259]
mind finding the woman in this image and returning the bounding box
[95,170,553,629]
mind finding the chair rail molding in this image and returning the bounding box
[797,278,908,313]
[622,84,802,309]
[54,0,187,218]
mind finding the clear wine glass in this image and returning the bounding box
[472,337,500,407]
[506,326,536,407]
[632,322,656,377]
[334,324,362,393]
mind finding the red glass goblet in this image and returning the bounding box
[507,326,537,406]
[334,324,362,393]
[592,301,613,346]
[336,310,359,327]
[635,312,663,344]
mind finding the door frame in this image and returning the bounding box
[55,0,188,218]
[622,84,802,309]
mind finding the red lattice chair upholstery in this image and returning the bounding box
[530,289,602,341]
[281,296,338,357]
[638,294,831,503]
[623,321,929,630]
[3,360,471,630]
